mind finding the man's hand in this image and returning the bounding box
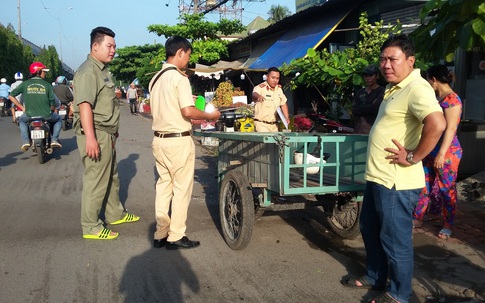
[85,137,100,161]
[384,139,412,166]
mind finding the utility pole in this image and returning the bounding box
[17,0,22,40]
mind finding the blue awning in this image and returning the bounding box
[249,10,350,70]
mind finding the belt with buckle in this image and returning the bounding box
[154,130,191,138]
[253,118,277,125]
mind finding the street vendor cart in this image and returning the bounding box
[194,130,369,250]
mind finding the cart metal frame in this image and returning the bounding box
[194,130,369,250]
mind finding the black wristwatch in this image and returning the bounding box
[406,151,417,165]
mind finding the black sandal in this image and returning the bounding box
[341,276,385,291]
[368,292,400,303]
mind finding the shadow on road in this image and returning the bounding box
[118,153,140,206]
[119,223,200,302]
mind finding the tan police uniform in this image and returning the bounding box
[73,54,125,235]
[149,63,195,242]
[253,82,287,132]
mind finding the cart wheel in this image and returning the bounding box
[317,194,362,239]
[219,170,254,250]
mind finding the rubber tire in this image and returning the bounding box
[219,170,254,250]
[37,146,45,164]
[317,195,362,239]
[62,120,67,131]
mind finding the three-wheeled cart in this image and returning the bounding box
[194,131,369,250]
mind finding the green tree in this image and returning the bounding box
[0,24,32,83]
[281,12,401,116]
[109,43,164,88]
[411,0,485,63]
[267,5,292,24]
[147,13,245,65]
[36,46,63,84]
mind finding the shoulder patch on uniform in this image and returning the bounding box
[258,83,266,88]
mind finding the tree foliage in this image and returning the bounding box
[281,12,401,114]
[36,45,63,83]
[147,13,245,65]
[410,0,485,63]
[267,5,292,24]
[0,24,33,83]
[110,44,164,88]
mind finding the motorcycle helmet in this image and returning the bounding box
[56,76,67,85]
[14,72,23,80]
[0,78,6,83]
[29,62,49,74]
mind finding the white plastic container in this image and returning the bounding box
[294,152,325,174]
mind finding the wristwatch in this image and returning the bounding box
[406,151,417,165]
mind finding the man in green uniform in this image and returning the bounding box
[73,26,139,240]
[9,62,63,151]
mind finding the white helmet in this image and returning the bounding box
[0,78,6,83]
[14,72,23,80]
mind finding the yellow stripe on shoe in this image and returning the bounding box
[110,213,140,225]
[83,228,119,240]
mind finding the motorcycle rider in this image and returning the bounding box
[53,75,74,117]
[10,72,24,123]
[9,62,63,151]
[0,78,11,116]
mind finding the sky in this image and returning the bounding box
[0,0,296,72]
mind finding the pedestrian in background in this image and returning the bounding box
[149,36,220,249]
[73,26,139,240]
[127,82,138,115]
[413,65,463,240]
[252,67,289,132]
[341,34,446,303]
[351,64,385,134]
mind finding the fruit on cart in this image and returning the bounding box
[212,81,246,107]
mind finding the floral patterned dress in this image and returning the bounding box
[413,92,463,227]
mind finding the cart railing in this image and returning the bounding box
[194,131,369,196]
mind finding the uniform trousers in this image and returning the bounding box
[152,135,195,242]
[77,129,125,235]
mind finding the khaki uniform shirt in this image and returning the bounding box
[253,82,287,122]
[365,69,443,190]
[73,55,119,135]
[149,63,193,133]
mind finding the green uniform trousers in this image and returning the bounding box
[77,129,125,235]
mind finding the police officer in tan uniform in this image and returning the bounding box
[252,67,290,132]
[73,27,140,240]
[149,36,220,249]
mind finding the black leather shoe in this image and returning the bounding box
[153,237,168,248]
[166,236,200,250]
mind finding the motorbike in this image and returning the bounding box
[307,112,354,134]
[58,102,73,131]
[0,97,10,117]
[28,116,55,164]
[14,105,23,126]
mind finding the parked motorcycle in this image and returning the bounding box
[307,112,354,134]
[58,102,72,131]
[29,116,55,164]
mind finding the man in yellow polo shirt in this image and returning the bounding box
[341,34,445,303]
[252,67,289,132]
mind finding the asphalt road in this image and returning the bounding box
[0,105,373,303]
[1,104,483,303]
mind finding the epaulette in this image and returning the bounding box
[258,83,266,88]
